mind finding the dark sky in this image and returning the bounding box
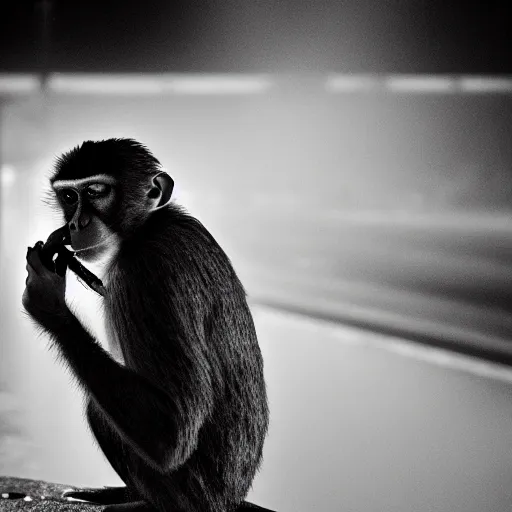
[0,0,511,74]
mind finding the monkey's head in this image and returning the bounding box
[50,138,174,261]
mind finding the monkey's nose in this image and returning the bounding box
[79,215,91,229]
[70,215,91,231]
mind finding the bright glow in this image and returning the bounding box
[325,74,378,92]
[48,74,164,95]
[1,72,511,97]
[167,74,273,95]
[47,73,273,95]
[0,165,16,188]
[0,74,39,94]
[327,74,512,94]
[385,75,457,93]
[459,76,512,93]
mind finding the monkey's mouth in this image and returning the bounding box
[71,234,114,252]
[70,239,94,253]
[69,227,106,253]
[71,243,108,263]
[70,233,119,263]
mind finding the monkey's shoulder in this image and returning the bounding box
[111,209,240,295]
[136,206,222,252]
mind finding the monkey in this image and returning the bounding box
[22,139,272,512]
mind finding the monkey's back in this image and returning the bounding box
[104,204,269,511]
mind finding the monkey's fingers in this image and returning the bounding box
[26,243,45,275]
[25,265,35,285]
[54,251,68,277]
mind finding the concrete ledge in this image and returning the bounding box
[0,476,97,510]
[0,477,275,511]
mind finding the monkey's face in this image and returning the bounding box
[51,169,174,262]
[50,139,175,263]
[52,175,120,262]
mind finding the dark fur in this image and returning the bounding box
[47,139,270,512]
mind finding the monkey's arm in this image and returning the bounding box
[24,246,214,473]
[45,314,202,472]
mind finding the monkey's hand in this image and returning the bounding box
[22,241,70,329]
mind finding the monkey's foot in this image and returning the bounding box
[63,486,136,504]
[104,501,155,511]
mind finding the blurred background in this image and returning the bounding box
[2,1,512,511]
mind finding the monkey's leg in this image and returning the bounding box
[63,402,142,505]
[63,486,131,504]
[84,403,192,512]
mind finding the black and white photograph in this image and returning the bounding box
[1,2,512,511]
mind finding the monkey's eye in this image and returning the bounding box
[86,183,111,199]
[60,189,79,206]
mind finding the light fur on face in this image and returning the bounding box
[52,174,117,191]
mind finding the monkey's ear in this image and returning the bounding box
[149,172,174,210]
